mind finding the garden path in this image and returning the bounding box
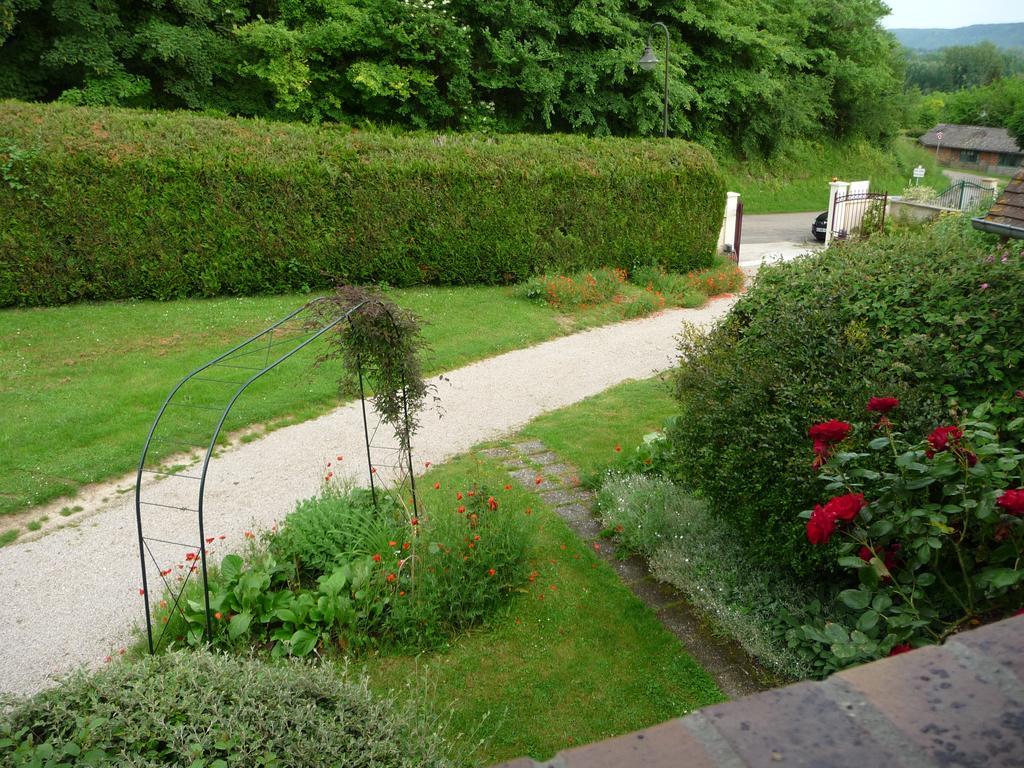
[0,296,735,697]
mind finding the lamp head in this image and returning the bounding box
[638,45,659,71]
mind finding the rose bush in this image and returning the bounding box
[785,400,1024,676]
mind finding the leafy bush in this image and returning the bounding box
[0,651,453,767]
[668,214,1024,578]
[520,268,630,308]
[784,402,1024,676]
[0,101,725,307]
[157,482,533,655]
[596,472,815,679]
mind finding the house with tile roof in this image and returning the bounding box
[919,124,1023,175]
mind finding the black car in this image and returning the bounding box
[811,211,828,243]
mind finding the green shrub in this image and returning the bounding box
[785,404,1024,677]
[0,101,725,307]
[157,482,533,654]
[668,214,1024,578]
[0,651,453,767]
[596,472,815,679]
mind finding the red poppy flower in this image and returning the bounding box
[337,455,343,460]
[504,484,512,491]
[473,534,480,541]
[244,531,254,539]
[614,445,622,452]
[433,482,440,490]
[488,568,496,577]
[160,568,171,577]
[525,508,533,515]
[456,492,463,500]
[214,611,223,620]
[997,489,1024,517]
[388,540,397,547]
[403,542,410,550]
[488,497,498,511]
[867,397,900,414]
[411,517,419,526]
[185,552,198,562]
[424,461,431,468]
[218,535,225,540]
[468,491,475,497]
[205,537,214,544]
[138,588,145,596]
[372,553,382,562]
[386,573,396,583]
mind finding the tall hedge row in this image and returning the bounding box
[0,101,725,307]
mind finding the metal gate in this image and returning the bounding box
[830,191,888,242]
[934,180,995,211]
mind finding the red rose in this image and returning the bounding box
[823,493,866,523]
[926,425,963,457]
[997,489,1024,517]
[806,504,836,545]
[888,643,913,656]
[808,419,852,444]
[867,397,900,414]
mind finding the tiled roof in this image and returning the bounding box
[919,124,1021,153]
[977,166,1024,233]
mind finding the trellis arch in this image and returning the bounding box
[133,297,419,653]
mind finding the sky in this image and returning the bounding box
[881,0,1023,29]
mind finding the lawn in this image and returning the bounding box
[719,136,944,213]
[0,287,566,518]
[358,448,722,764]
[519,376,678,478]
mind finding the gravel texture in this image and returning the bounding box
[0,298,734,697]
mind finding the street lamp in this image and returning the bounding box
[638,22,670,138]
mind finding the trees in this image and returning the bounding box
[0,0,904,155]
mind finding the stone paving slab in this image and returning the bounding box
[511,440,547,455]
[540,489,588,507]
[524,451,561,465]
[479,447,515,460]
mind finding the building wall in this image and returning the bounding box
[927,145,1023,176]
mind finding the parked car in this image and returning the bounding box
[811,211,828,242]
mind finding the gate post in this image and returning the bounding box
[826,180,848,246]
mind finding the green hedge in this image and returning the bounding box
[0,101,724,306]
[667,214,1024,578]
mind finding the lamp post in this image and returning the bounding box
[638,22,670,137]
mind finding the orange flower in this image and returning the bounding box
[457,505,465,514]
[535,476,543,485]
[214,611,223,620]
[457,492,463,500]
[244,531,254,539]
[614,445,621,452]
[403,542,410,550]
[389,540,397,547]
[386,573,396,583]
[488,496,498,511]
[488,568,496,576]
[504,484,512,490]
[433,482,440,490]
[372,553,382,562]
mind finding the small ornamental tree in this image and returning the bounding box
[310,286,431,451]
[787,398,1024,676]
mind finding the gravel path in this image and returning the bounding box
[0,297,735,697]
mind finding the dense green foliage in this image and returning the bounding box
[786,410,1024,676]
[0,100,723,307]
[0,0,903,153]
[903,43,1024,93]
[158,483,532,653]
[667,214,1024,578]
[0,651,452,767]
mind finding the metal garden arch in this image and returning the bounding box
[134,297,419,653]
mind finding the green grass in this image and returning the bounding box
[519,377,678,478]
[0,286,570,517]
[359,454,722,764]
[0,529,18,546]
[718,136,944,213]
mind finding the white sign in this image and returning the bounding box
[913,165,926,178]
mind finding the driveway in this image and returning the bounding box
[741,212,819,244]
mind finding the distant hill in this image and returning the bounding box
[892,23,1024,50]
